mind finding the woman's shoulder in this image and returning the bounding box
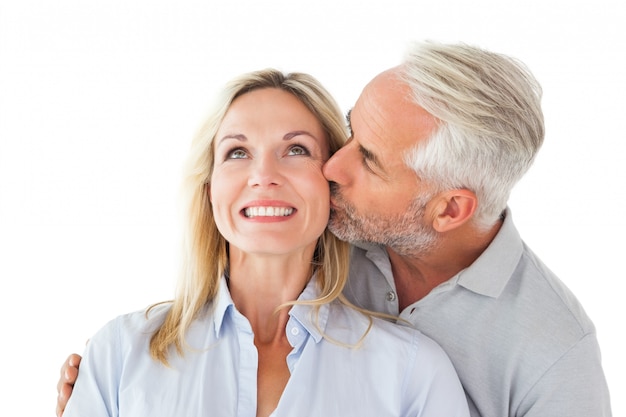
[118,302,170,325]
[89,303,173,344]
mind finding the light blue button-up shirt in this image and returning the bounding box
[64,275,469,417]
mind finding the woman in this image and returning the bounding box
[62,69,469,417]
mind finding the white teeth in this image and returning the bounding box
[244,207,294,218]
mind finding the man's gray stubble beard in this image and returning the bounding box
[327,185,438,257]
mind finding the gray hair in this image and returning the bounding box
[400,41,544,228]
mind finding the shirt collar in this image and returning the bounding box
[456,207,524,298]
[211,274,330,342]
[213,276,235,338]
[288,273,330,343]
[355,207,524,299]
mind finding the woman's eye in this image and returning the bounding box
[288,145,309,156]
[228,148,248,159]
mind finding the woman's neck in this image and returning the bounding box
[226,248,316,417]
[227,249,313,343]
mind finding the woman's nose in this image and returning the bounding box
[247,155,283,187]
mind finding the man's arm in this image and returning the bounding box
[56,354,82,417]
[519,332,612,416]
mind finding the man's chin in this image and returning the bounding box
[328,220,370,244]
[327,223,347,241]
[327,218,353,242]
[328,209,379,244]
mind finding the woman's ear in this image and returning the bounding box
[206,183,212,203]
[430,189,477,232]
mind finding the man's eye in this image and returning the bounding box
[358,146,377,173]
[228,148,248,159]
[362,156,375,172]
[288,145,309,156]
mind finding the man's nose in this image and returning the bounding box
[323,141,352,184]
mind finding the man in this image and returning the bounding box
[57,41,612,416]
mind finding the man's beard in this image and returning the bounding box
[328,183,438,257]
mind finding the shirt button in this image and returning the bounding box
[386,291,396,302]
[290,327,300,336]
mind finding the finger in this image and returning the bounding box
[57,357,71,393]
[57,354,81,393]
[56,394,64,417]
[65,363,79,383]
[56,383,72,417]
[67,353,82,369]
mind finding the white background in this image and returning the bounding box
[1,1,624,415]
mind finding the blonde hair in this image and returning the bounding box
[149,69,351,364]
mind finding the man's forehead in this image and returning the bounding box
[366,68,412,108]
[350,73,405,138]
[351,69,438,157]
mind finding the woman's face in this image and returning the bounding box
[211,88,330,257]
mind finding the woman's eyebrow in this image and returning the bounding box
[283,130,318,141]
[217,134,247,145]
[217,131,320,145]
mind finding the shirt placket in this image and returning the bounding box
[232,310,258,417]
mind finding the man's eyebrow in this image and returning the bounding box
[360,144,390,180]
[345,109,384,173]
[359,145,385,172]
[359,145,379,162]
[345,109,353,134]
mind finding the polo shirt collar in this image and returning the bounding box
[456,207,524,298]
[353,208,524,299]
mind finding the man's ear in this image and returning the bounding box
[430,189,477,232]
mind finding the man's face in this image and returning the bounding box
[323,68,440,256]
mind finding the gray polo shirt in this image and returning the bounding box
[343,208,612,417]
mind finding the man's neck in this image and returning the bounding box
[387,248,457,310]
[388,219,503,311]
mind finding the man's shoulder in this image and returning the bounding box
[515,243,596,334]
